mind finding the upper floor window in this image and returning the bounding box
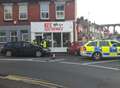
[4,4,13,21]
[56,2,65,19]
[19,3,28,20]
[40,2,49,19]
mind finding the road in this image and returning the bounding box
[0,56,120,88]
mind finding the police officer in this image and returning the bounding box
[32,39,37,45]
[40,39,48,48]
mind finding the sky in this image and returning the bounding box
[77,0,120,25]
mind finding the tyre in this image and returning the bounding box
[35,51,42,57]
[6,51,12,57]
[92,52,102,60]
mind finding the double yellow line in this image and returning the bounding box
[0,75,66,88]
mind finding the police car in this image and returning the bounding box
[80,40,120,60]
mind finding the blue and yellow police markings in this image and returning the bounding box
[117,47,120,55]
[110,47,117,56]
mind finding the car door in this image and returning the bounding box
[22,42,35,56]
[13,42,23,56]
[85,41,97,56]
[99,41,116,57]
[110,41,120,56]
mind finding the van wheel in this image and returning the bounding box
[92,52,102,60]
[6,51,12,57]
[36,51,42,57]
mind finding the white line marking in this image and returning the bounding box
[0,59,32,61]
[0,58,65,63]
[60,62,82,65]
[86,64,120,71]
[0,59,47,62]
[0,58,120,71]
[49,59,65,62]
[81,60,120,65]
[60,61,120,71]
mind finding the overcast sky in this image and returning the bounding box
[77,0,120,25]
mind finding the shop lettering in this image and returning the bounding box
[44,23,63,32]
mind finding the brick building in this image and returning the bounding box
[0,0,76,52]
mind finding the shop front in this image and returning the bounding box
[0,25,30,45]
[31,21,73,52]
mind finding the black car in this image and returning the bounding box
[0,41,51,57]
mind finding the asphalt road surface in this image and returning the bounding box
[0,56,120,88]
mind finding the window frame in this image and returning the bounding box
[87,41,97,46]
[0,32,7,43]
[18,3,28,20]
[55,2,65,20]
[40,2,49,20]
[3,4,13,21]
[10,31,18,42]
[99,41,110,47]
[110,41,120,46]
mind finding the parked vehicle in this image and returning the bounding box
[81,39,120,60]
[67,41,84,55]
[0,41,51,57]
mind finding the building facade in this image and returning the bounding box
[0,0,76,52]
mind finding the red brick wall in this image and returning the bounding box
[13,3,19,24]
[28,2,40,22]
[49,2,56,20]
[65,1,75,20]
[0,4,4,25]
[0,0,75,25]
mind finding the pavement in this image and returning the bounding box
[0,55,120,88]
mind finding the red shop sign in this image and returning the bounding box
[44,22,63,32]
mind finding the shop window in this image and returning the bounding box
[21,30,29,41]
[63,33,70,47]
[22,33,29,41]
[56,2,65,19]
[19,3,28,20]
[4,4,13,21]
[40,2,49,19]
[53,33,61,47]
[43,33,52,47]
[0,32,7,42]
[10,31,17,42]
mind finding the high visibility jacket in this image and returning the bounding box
[41,40,48,48]
[32,40,37,45]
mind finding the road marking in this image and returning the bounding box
[0,58,65,63]
[86,64,120,71]
[81,60,120,65]
[60,62,82,65]
[0,75,66,88]
[48,59,65,62]
[0,59,33,61]
[60,61,120,71]
[0,58,120,71]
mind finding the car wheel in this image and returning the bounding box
[6,51,12,57]
[92,52,102,60]
[36,51,42,57]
